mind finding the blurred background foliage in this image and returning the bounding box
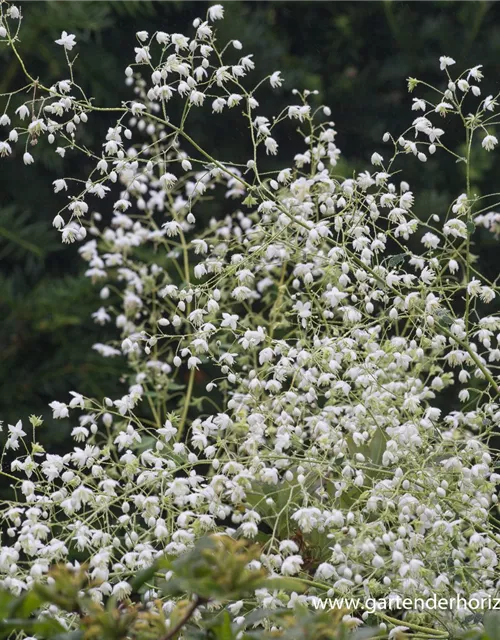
[1,0,499,448]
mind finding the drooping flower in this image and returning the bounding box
[482,134,498,151]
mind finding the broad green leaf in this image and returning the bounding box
[388,253,406,268]
[8,590,44,618]
[483,612,500,640]
[369,426,387,466]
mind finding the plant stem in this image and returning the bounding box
[160,596,204,640]
[378,614,448,637]
[176,366,196,443]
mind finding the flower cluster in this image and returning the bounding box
[1,2,499,636]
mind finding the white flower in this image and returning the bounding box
[468,65,483,81]
[6,421,26,450]
[0,141,12,156]
[212,97,226,113]
[264,137,278,155]
[187,356,201,370]
[279,540,299,555]
[52,214,65,229]
[227,94,242,108]
[421,232,440,249]
[258,348,274,365]
[420,266,435,284]
[483,95,497,112]
[159,420,177,442]
[131,102,146,116]
[49,401,69,419]
[288,104,311,122]
[189,90,205,107]
[281,555,303,576]
[480,286,496,303]
[411,98,426,111]
[112,581,132,600]
[15,105,29,120]
[467,278,482,297]
[28,119,46,136]
[171,33,189,51]
[240,521,258,537]
[228,600,244,615]
[163,221,181,237]
[482,134,498,151]
[221,313,238,330]
[448,259,459,273]
[208,4,224,21]
[71,426,89,443]
[7,6,20,19]
[134,46,150,64]
[435,101,453,116]
[315,563,336,580]
[439,55,456,70]
[55,31,77,51]
[68,200,88,216]
[270,71,283,88]
[69,392,85,409]
[23,152,34,165]
[153,32,168,47]
[443,218,467,238]
[53,179,68,192]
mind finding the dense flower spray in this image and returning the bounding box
[0,2,499,636]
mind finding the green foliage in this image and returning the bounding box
[0,206,55,263]
[0,268,122,444]
[2,0,500,459]
[1,535,499,639]
[0,536,367,640]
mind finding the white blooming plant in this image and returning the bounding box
[0,3,500,637]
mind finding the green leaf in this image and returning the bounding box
[435,310,454,327]
[49,631,85,640]
[204,611,235,640]
[8,590,44,618]
[33,618,69,638]
[369,427,386,466]
[0,224,43,258]
[388,253,406,268]
[0,206,56,262]
[129,561,160,593]
[242,608,278,627]
[259,577,307,592]
[0,591,16,622]
[483,613,500,640]
[466,220,476,235]
[0,619,36,636]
